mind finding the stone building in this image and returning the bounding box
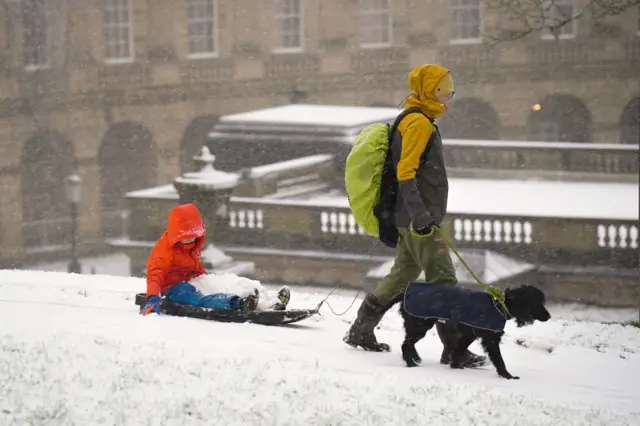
[0,0,638,267]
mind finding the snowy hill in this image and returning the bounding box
[0,269,639,426]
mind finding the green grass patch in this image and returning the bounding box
[602,320,640,328]
[627,321,640,328]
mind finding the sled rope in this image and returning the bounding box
[314,289,361,316]
[313,241,380,316]
[433,226,512,317]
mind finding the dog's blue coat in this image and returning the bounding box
[404,282,507,332]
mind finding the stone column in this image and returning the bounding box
[172,146,240,241]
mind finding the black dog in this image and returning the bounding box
[400,284,551,380]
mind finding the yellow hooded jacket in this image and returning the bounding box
[391,64,452,230]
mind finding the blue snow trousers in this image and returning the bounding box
[164,282,242,311]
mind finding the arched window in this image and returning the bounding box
[98,121,157,236]
[619,98,639,145]
[527,94,592,142]
[21,130,75,248]
[180,115,218,173]
[437,97,501,140]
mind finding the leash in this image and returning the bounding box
[312,226,511,318]
[433,225,512,317]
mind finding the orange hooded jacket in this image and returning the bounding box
[146,203,207,297]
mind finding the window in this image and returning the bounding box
[103,0,133,63]
[542,0,576,39]
[23,0,49,69]
[450,0,481,44]
[359,0,392,47]
[187,0,217,57]
[274,0,303,51]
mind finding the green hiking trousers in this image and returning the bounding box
[372,227,457,305]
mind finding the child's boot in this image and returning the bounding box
[240,290,259,312]
[269,286,290,310]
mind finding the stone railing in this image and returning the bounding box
[216,198,639,270]
[443,139,639,180]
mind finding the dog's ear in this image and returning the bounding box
[505,287,535,327]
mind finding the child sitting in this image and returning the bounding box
[140,203,261,315]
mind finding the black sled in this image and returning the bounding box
[134,293,318,326]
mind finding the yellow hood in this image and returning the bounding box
[404,64,451,119]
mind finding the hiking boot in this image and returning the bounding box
[343,293,392,352]
[240,290,259,312]
[436,321,487,368]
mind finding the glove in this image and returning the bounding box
[409,222,436,239]
[140,295,161,315]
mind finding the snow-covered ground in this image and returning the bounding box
[1,269,639,425]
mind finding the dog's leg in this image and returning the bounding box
[449,327,477,370]
[480,332,519,380]
[401,314,435,368]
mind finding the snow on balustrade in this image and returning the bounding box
[597,224,639,249]
[453,218,533,245]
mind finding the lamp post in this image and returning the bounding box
[64,173,82,274]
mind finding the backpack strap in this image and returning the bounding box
[388,107,431,140]
[375,107,434,249]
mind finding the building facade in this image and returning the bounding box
[0,0,638,267]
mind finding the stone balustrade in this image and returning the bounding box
[215,198,638,270]
[443,140,638,181]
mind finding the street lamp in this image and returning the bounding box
[64,173,82,274]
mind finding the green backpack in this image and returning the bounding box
[345,107,426,247]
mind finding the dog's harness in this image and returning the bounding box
[491,297,511,322]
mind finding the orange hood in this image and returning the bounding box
[166,203,206,246]
[404,64,451,119]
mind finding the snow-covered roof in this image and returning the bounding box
[218,104,401,129]
[233,178,639,220]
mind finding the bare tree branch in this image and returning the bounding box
[485,0,640,42]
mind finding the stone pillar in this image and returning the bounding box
[172,146,240,240]
[172,146,255,275]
